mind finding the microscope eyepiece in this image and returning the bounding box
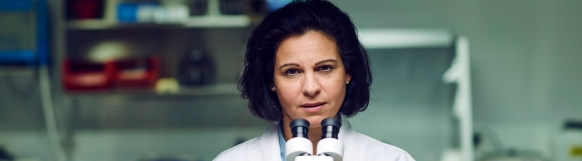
[290,118,310,138]
[321,118,341,139]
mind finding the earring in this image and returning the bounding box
[271,87,276,91]
[346,81,349,84]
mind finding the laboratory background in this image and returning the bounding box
[1,0,581,161]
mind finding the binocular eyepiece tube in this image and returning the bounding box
[321,118,341,139]
[289,118,341,139]
[290,118,310,138]
[286,118,343,161]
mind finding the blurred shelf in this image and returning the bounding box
[0,66,36,76]
[65,83,240,98]
[183,15,251,28]
[359,29,454,49]
[66,15,251,30]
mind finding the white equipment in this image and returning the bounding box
[285,118,344,161]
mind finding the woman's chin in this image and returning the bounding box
[305,116,326,128]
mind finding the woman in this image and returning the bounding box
[214,0,415,160]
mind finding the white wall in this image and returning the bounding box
[333,0,582,160]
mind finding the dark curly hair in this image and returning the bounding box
[238,0,372,122]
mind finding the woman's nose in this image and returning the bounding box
[302,73,321,97]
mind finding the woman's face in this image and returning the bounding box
[273,31,351,127]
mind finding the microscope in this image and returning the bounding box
[285,118,343,161]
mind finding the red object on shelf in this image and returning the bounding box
[63,59,115,91]
[68,0,104,19]
[113,56,160,87]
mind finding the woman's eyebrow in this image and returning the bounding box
[315,59,338,66]
[278,63,299,70]
[278,59,337,70]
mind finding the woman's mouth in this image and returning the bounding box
[300,102,326,112]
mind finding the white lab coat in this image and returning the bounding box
[214,118,415,161]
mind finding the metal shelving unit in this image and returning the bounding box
[56,0,253,96]
[46,0,263,160]
[65,83,240,98]
[1,1,67,161]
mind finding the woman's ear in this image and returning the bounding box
[346,74,351,84]
[270,83,276,92]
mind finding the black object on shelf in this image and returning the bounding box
[565,120,582,130]
[189,0,208,16]
[177,48,216,85]
[220,0,245,15]
[0,146,14,160]
[245,0,268,21]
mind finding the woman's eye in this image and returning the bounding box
[285,69,299,76]
[318,65,333,72]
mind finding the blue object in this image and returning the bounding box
[117,3,138,22]
[0,0,34,11]
[0,50,36,64]
[36,0,48,66]
[267,0,290,12]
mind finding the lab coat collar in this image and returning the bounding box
[259,121,283,161]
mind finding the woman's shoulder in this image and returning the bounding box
[213,123,281,161]
[354,132,407,153]
[353,132,416,161]
[213,137,262,161]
